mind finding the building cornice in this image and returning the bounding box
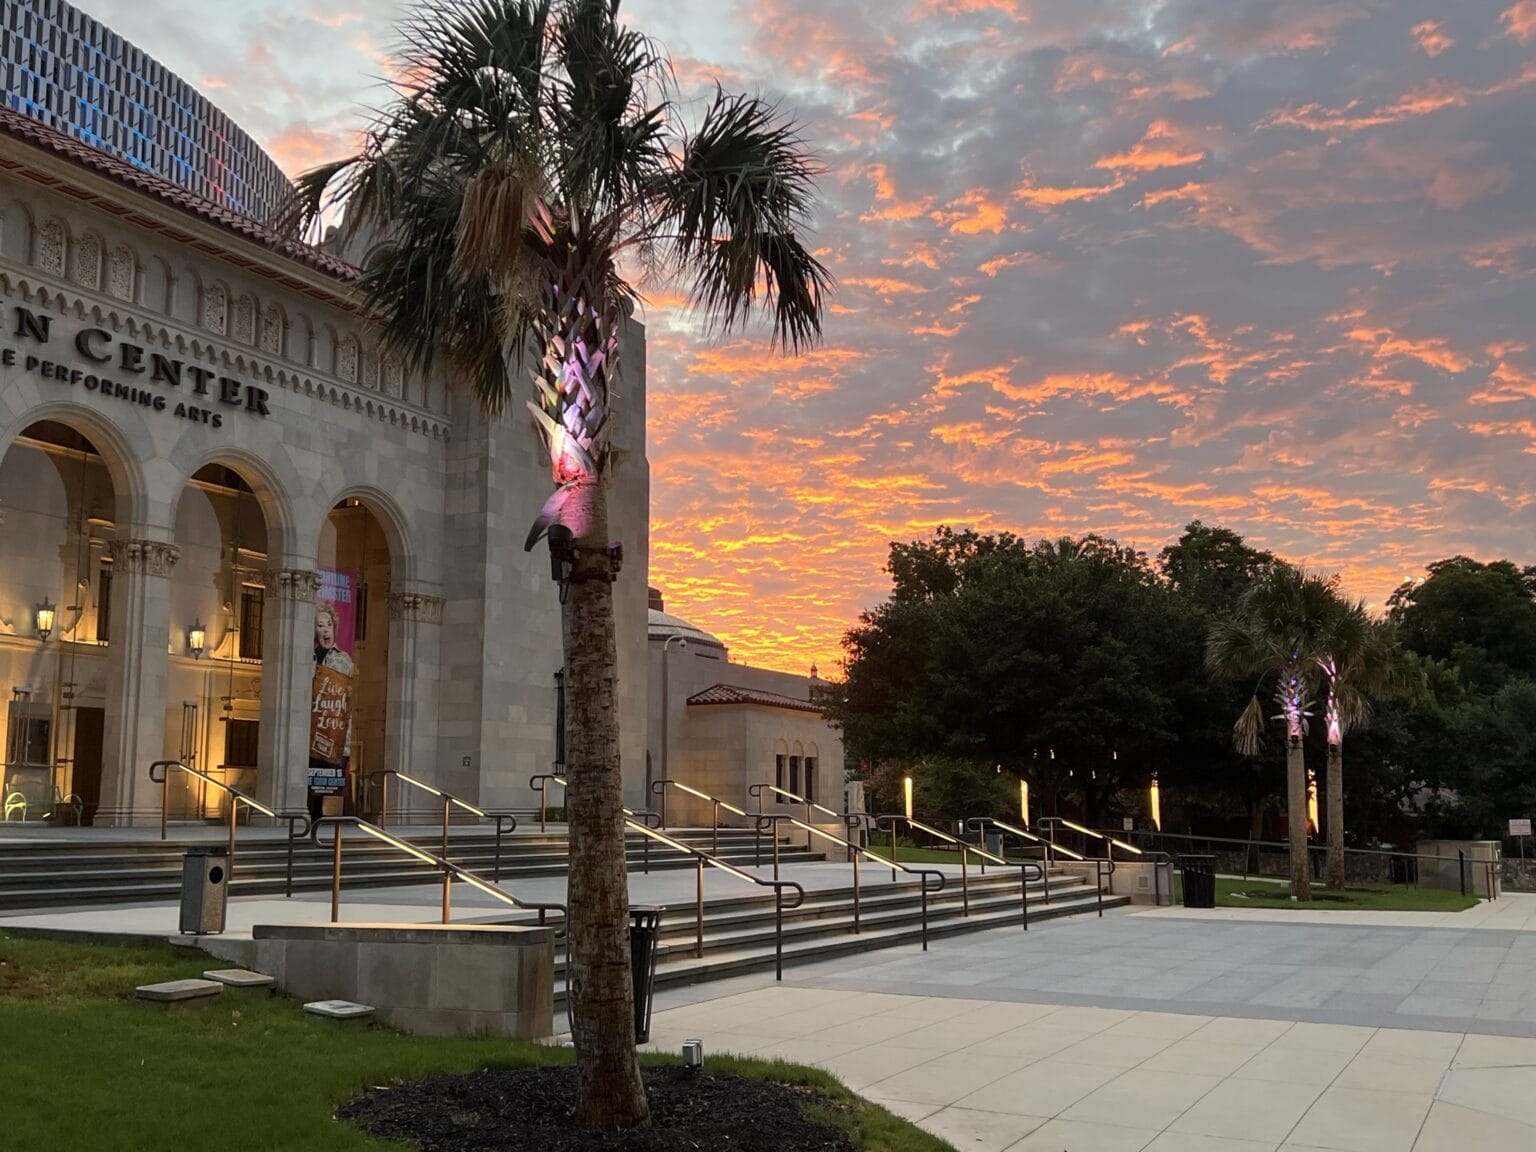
[0,108,362,311]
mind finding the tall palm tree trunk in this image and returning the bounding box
[1325,740,1345,889]
[1287,736,1311,900]
[560,474,650,1129]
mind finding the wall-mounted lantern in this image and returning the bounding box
[35,598,54,643]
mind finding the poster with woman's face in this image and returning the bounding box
[308,569,359,791]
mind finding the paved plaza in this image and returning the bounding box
[6,859,1536,1150]
[631,900,1536,1152]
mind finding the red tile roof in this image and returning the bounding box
[687,683,824,713]
[0,104,359,285]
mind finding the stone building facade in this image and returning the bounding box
[0,105,650,827]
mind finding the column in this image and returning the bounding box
[98,538,179,826]
[385,591,444,799]
[257,568,321,814]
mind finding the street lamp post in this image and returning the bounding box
[658,635,687,798]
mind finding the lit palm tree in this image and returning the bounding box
[1206,569,1339,901]
[284,0,829,1128]
[1314,605,1397,889]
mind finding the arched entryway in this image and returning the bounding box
[167,463,269,821]
[0,420,120,824]
[312,497,396,815]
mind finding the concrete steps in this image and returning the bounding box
[0,827,820,910]
[546,870,1126,999]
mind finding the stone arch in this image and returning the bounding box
[146,255,174,315]
[260,301,285,356]
[0,400,150,531]
[1,196,35,263]
[166,442,301,569]
[319,484,415,583]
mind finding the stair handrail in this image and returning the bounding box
[1037,816,1142,861]
[966,817,1122,915]
[875,813,1046,923]
[965,817,1063,905]
[365,769,518,880]
[528,773,665,874]
[758,812,951,947]
[309,814,567,933]
[624,816,806,981]
[650,778,754,854]
[149,760,310,896]
[749,782,872,861]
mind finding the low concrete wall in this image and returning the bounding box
[1109,860,1174,906]
[251,922,555,1038]
[1416,841,1502,898]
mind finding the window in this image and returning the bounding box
[775,754,786,793]
[224,719,258,768]
[804,758,817,805]
[238,586,263,660]
[789,756,801,796]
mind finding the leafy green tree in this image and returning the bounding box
[287,0,828,1127]
[1206,569,1341,901]
[830,531,1202,828]
[1389,557,1536,689]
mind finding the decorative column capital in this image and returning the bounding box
[387,592,445,624]
[263,569,323,602]
[109,538,180,577]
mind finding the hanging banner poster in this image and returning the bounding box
[308,568,359,795]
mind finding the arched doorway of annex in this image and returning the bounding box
[313,487,411,818]
[165,449,291,823]
[0,407,143,826]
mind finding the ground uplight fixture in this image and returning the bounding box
[1020,779,1030,826]
[681,1039,703,1068]
[903,774,913,820]
[188,620,206,660]
[34,598,54,642]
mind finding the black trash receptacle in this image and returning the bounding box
[179,845,229,934]
[1179,855,1216,909]
[629,904,665,1043]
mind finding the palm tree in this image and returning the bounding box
[1314,605,1397,889]
[1206,569,1340,901]
[284,0,829,1128]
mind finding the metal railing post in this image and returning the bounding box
[331,822,343,922]
[160,768,168,842]
[441,871,452,924]
[380,772,389,829]
[852,851,861,935]
[538,777,547,833]
[772,828,781,885]
[1020,865,1029,930]
[890,823,898,881]
[442,798,451,861]
[775,887,784,981]
[920,879,929,951]
[1097,860,1105,917]
[711,799,719,855]
[695,856,705,959]
[285,816,296,898]
[961,847,969,916]
[227,800,238,885]
[1459,850,1467,897]
[804,799,813,852]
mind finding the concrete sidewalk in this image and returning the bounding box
[1135,893,1536,933]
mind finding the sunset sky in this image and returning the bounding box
[89,0,1536,672]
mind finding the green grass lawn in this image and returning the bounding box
[1,932,954,1152]
[1170,876,1480,912]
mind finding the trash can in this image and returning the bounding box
[629,904,665,1043]
[179,845,229,935]
[985,831,1005,858]
[1179,854,1216,909]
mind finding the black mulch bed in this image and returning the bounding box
[338,1065,859,1152]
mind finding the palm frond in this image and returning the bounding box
[658,87,833,349]
[1234,694,1266,757]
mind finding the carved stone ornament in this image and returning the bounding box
[109,245,135,301]
[109,539,180,577]
[262,569,323,602]
[72,233,101,289]
[387,592,445,624]
[38,219,65,277]
[260,304,283,354]
[234,294,255,344]
[202,283,227,334]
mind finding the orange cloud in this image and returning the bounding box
[1014,178,1125,207]
[1503,2,1536,42]
[1095,121,1206,173]
[933,189,1011,235]
[1412,21,1454,56]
